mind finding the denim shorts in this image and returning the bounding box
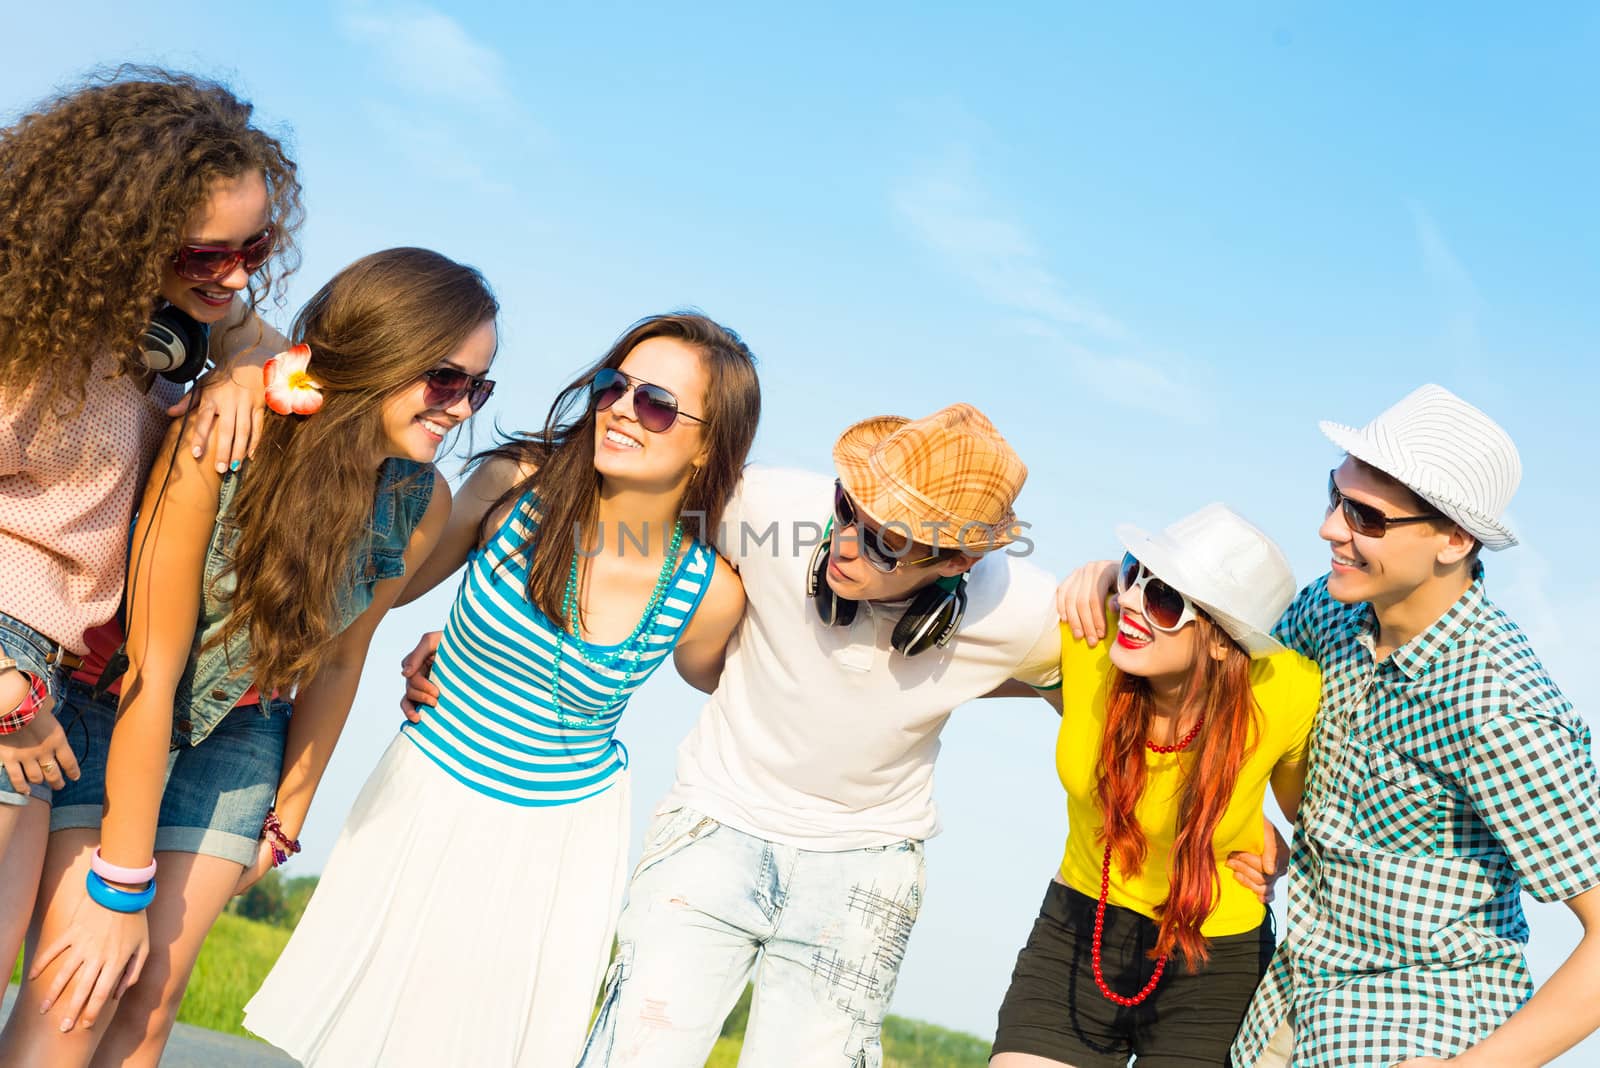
[0,610,69,807]
[49,679,291,866]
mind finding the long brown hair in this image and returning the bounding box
[214,248,499,695]
[476,312,760,629]
[1095,613,1258,970]
[0,66,303,411]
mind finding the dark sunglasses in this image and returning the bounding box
[423,367,496,412]
[590,368,705,433]
[170,227,276,283]
[833,481,943,573]
[1116,553,1197,633]
[1326,470,1436,538]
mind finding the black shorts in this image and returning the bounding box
[992,880,1274,1067]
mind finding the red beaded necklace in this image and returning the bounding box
[1091,711,1205,1007]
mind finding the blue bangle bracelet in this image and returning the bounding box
[85,869,157,913]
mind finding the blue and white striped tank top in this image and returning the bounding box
[403,491,714,806]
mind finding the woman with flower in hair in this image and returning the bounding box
[0,66,302,981]
[245,312,759,1067]
[0,247,499,1068]
[989,505,1320,1068]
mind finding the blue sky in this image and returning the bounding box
[7,2,1599,1057]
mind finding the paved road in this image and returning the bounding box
[3,984,296,1066]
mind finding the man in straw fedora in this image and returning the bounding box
[1220,384,1600,1067]
[576,403,1066,1066]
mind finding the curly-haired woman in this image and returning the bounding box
[0,66,303,978]
[0,248,500,1067]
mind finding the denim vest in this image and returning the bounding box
[170,458,433,747]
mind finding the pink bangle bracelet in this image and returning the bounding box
[91,846,157,885]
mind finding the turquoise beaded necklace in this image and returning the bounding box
[552,520,685,728]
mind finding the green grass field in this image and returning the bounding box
[12,906,991,1065]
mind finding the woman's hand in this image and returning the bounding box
[166,356,267,475]
[0,698,81,793]
[400,631,443,722]
[233,837,277,896]
[30,891,151,1032]
[1056,559,1119,645]
[1226,819,1291,904]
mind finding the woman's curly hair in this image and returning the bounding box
[0,66,303,411]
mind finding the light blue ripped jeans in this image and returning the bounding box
[578,806,926,1068]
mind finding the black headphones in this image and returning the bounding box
[806,518,969,657]
[137,304,211,384]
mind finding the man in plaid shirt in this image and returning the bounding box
[1233,385,1600,1067]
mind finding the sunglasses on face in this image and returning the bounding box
[1326,470,1437,538]
[590,367,706,434]
[1116,553,1198,633]
[422,367,496,412]
[832,481,943,573]
[170,227,276,284]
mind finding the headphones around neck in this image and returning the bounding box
[805,518,969,657]
[137,304,211,384]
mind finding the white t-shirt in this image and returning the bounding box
[662,466,1062,849]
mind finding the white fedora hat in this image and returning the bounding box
[1116,503,1297,659]
[1319,384,1520,551]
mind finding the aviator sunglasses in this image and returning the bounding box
[832,481,944,573]
[590,367,706,433]
[422,367,496,412]
[170,227,276,284]
[1326,470,1437,538]
[1116,553,1198,633]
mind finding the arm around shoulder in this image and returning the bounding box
[673,553,745,694]
[398,454,529,605]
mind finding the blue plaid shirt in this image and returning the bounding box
[1233,564,1600,1067]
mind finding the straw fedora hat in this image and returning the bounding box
[832,403,1027,553]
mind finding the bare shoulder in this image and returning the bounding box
[463,452,535,534]
[684,552,745,641]
[419,466,453,525]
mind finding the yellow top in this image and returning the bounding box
[1054,617,1320,936]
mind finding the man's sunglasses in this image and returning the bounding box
[590,368,706,433]
[423,367,496,412]
[1326,470,1437,538]
[1116,553,1198,633]
[170,227,276,284]
[833,481,943,573]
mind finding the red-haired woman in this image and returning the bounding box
[990,504,1319,1068]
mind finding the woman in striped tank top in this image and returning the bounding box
[246,313,760,1067]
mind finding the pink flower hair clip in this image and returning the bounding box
[263,343,324,416]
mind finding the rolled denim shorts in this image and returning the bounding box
[50,679,292,866]
[0,609,69,807]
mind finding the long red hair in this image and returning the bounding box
[1094,612,1259,970]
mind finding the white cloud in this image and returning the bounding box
[893,166,1125,339]
[341,4,514,113]
[1410,203,1483,365]
[894,159,1209,421]
[362,101,514,198]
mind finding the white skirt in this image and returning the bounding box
[244,733,631,1068]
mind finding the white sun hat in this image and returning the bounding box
[1319,383,1520,550]
[1115,503,1297,659]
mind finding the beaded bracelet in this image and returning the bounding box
[262,808,302,868]
[91,846,158,885]
[85,869,157,913]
